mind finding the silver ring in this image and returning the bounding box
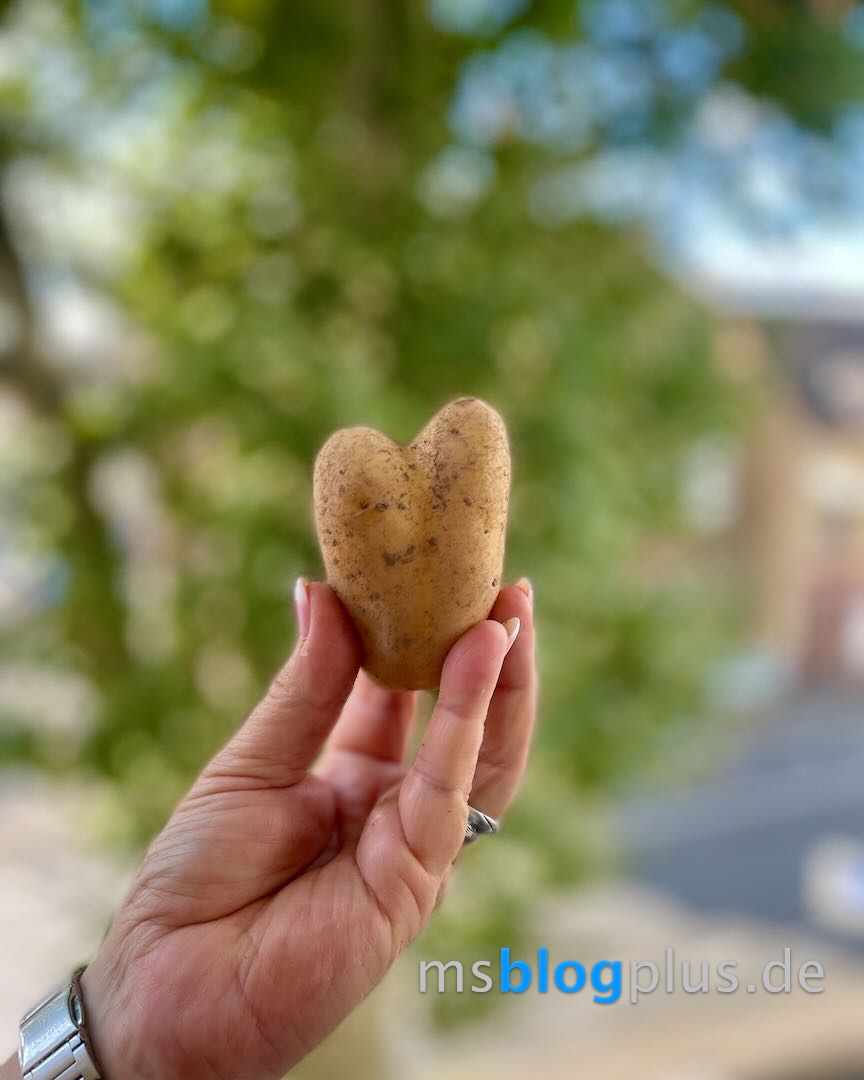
[464,805,499,845]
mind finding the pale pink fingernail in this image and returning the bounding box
[514,577,533,608]
[502,616,520,654]
[294,577,310,640]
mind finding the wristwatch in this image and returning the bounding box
[18,968,102,1080]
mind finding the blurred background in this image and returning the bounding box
[3,0,864,1076]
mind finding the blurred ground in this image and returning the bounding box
[618,686,864,943]
[405,887,864,1080]
[0,773,132,1058]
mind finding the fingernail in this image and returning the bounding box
[502,616,520,654]
[515,577,533,607]
[294,577,310,641]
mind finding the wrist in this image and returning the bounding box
[80,961,137,1080]
[15,966,128,1080]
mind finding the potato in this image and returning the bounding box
[313,397,511,690]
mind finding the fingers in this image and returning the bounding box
[469,580,536,818]
[355,616,518,932]
[400,618,518,873]
[200,582,361,790]
[322,672,417,765]
[313,674,417,840]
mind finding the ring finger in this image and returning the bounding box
[467,580,536,820]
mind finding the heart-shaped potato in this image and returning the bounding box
[314,398,510,690]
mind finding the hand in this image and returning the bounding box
[76,579,536,1080]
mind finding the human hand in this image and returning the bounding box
[77,579,535,1080]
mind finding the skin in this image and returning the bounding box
[3,579,535,1080]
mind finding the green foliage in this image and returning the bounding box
[2,0,855,995]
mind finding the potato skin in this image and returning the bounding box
[313,397,511,690]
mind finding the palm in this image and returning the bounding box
[83,582,535,1080]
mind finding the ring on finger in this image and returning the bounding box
[464,805,499,845]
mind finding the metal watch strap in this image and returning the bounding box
[19,967,102,1080]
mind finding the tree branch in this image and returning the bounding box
[0,176,133,676]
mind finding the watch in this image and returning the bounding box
[18,968,102,1080]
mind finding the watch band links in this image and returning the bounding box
[22,1031,99,1080]
[19,970,102,1080]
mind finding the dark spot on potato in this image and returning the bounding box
[383,544,417,567]
[375,502,389,511]
[491,577,498,587]
[370,591,381,601]
[359,499,369,510]
[427,536,437,548]
[463,495,473,506]
[450,428,460,435]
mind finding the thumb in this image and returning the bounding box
[202,581,362,790]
